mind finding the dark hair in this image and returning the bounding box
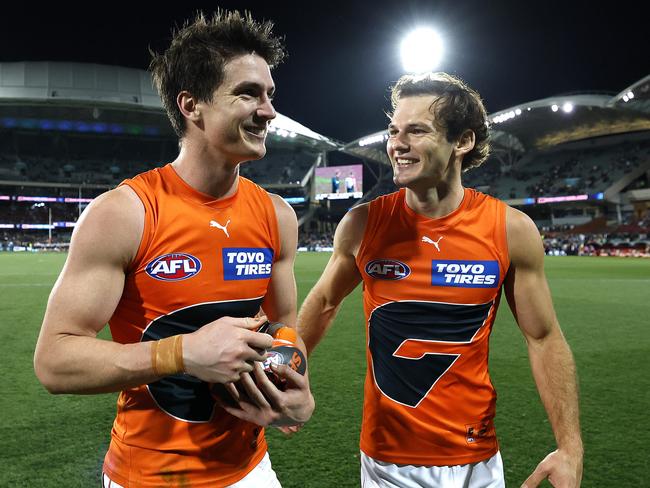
[150,10,286,138]
[390,72,490,171]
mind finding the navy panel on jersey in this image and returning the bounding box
[369,300,492,407]
[142,297,263,422]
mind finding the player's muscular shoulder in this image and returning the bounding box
[70,186,144,269]
[269,192,298,227]
[505,206,544,270]
[334,203,368,258]
[268,192,298,258]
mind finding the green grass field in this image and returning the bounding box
[1,252,648,487]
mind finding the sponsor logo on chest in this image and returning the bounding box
[365,259,411,280]
[146,253,202,281]
[431,260,499,288]
[223,248,273,280]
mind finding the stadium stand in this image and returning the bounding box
[340,77,650,256]
[462,133,650,200]
[0,62,338,248]
[2,61,649,256]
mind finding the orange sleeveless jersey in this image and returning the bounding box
[356,187,510,466]
[102,164,280,487]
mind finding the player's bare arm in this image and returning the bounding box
[34,186,272,394]
[260,193,299,328]
[220,194,315,426]
[297,203,367,355]
[34,186,154,393]
[504,206,583,488]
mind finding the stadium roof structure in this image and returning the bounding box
[0,61,338,150]
[343,73,650,165]
[609,74,650,114]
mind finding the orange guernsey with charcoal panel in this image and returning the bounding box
[103,163,280,487]
[356,187,510,466]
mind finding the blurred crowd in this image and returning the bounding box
[3,226,649,258]
[297,231,334,251]
[541,219,649,257]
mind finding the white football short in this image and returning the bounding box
[360,451,505,488]
[102,452,281,488]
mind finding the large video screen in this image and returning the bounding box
[314,164,363,200]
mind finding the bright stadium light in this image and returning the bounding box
[562,102,574,113]
[400,27,443,73]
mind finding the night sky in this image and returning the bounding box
[1,1,648,142]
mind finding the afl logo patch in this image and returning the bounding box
[365,259,411,280]
[146,253,202,281]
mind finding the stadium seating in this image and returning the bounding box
[462,137,650,200]
[2,120,649,252]
[240,149,318,185]
[0,126,321,247]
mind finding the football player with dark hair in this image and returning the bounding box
[298,72,582,488]
[149,10,285,138]
[35,10,313,487]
